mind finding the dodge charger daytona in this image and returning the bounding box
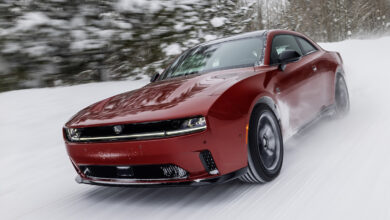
[63,29,349,186]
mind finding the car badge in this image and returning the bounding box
[113,125,123,134]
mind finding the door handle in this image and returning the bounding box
[312,65,317,72]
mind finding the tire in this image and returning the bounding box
[334,74,350,117]
[239,105,284,183]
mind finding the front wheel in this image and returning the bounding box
[240,105,283,183]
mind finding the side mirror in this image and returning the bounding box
[278,50,301,71]
[150,73,160,83]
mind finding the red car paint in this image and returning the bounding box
[64,30,344,185]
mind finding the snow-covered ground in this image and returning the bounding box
[1,37,390,219]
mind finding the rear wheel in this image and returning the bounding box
[334,74,350,117]
[240,105,283,183]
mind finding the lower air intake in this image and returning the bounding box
[79,164,188,180]
[199,150,219,175]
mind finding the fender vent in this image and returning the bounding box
[199,150,219,175]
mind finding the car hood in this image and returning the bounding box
[66,67,255,127]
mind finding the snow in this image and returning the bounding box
[70,30,87,40]
[15,12,51,31]
[0,57,9,74]
[210,17,228,28]
[0,11,66,37]
[115,0,200,12]
[1,37,390,219]
[203,34,218,41]
[174,22,192,31]
[70,16,86,28]
[1,42,21,54]
[162,43,182,56]
[114,20,133,29]
[13,12,66,32]
[116,0,163,13]
[25,45,54,57]
[96,30,116,39]
[70,39,107,51]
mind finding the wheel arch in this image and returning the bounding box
[335,65,345,78]
[331,65,346,103]
[249,95,282,129]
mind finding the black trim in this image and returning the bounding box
[75,167,248,188]
[199,150,218,173]
[268,33,320,66]
[295,36,318,56]
[65,116,206,143]
[269,34,302,65]
[255,96,281,122]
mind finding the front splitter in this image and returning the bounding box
[75,167,247,187]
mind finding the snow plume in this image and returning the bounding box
[277,100,294,142]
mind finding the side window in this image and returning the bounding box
[270,35,302,65]
[296,37,317,55]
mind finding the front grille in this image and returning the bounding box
[199,150,219,175]
[65,116,206,143]
[79,164,188,180]
[81,120,180,137]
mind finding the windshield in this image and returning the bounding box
[161,37,264,80]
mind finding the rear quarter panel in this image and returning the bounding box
[320,51,345,105]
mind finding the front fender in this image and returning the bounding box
[205,71,281,171]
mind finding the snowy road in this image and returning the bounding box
[1,37,390,219]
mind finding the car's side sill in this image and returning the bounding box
[295,104,336,136]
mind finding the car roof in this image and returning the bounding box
[188,29,319,53]
[198,30,268,47]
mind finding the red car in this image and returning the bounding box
[63,30,349,186]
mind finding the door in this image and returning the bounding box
[295,36,330,111]
[267,34,321,134]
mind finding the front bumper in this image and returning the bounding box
[75,167,247,187]
[65,115,248,186]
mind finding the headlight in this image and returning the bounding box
[65,128,82,141]
[181,116,207,129]
[166,116,207,136]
